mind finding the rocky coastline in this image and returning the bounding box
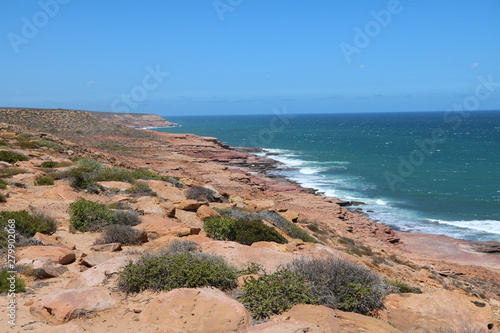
[0,109,499,332]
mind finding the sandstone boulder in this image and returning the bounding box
[67,256,134,289]
[196,205,220,220]
[136,215,191,237]
[381,290,494,332]
[79,253,112,267]
[140,288,250,332]
[33,232,76,250]
[271,304,340,332]
[334,310,402,332]
[244,199,275,211]
[90,243,122,252]
[17,257,68,278]
[17,246,75,265]
[241,320,326,333]
[175,209,204,228]
[280,211,299,222]
[199,241,295,272]
[30,287,117,325]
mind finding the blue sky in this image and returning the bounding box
[1,0,499,116]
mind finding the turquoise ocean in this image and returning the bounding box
[157,111,500,242]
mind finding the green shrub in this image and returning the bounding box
[0,167,26,178]
[204,217,287,245]
[125,181,154,196]
[0,179,8,189]
[389,281,422,294]
[287,256,387,315]
[69,168,99,191]
[95,225,143,245]
[241,269,317,319]
[0,193,6,203]
[0,150,28,164]
[96,167,135,182]
[75,158,102,172]
[185,186,218,202]
[40,161,59,168]
[69,199,115,232]
[238,262,264,276]
[118,252,238,294]
[0,210,57,247]
[34,176,54,186]
[0,271,25,293]
[131,168,169,181]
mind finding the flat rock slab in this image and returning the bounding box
[17,245,76,265]
[30,287,117,325]
[140,288,250,333]
[67,256,135,289]
[199,241,296,272]
[381,290,494,332]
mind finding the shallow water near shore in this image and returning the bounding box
[159,111,500,242]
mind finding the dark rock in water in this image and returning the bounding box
[350,201,366,206]
[467,241,500,254]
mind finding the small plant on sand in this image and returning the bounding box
[0,210,57,248]
[0,270,25,293]
[241,269,317,319]
[69,198,115,232]
[389,280,422,294]
[118,252,238,293]
[286,256,388,315]
[34,175,54,186]
[0,150,29,164]
[0,167,26,178]
[0,179,7,189]
[112,209,141,226]
[95,224,143,245]
[204,217,287,245]
[40,161,59,168]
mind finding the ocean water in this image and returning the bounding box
[158,111,500,242]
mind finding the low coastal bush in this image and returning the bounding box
[165,239,198,254]
[219,207,317,243]
[126,181,155,196]
[113,209,141,226]
[0,150,29,164]
[40,161,59,168]
[389,280,422,294]
[0,193,6,202]
[204,217,288,245]
[0,270,25,293]
[118,252,238,293]
[0,179,8,189]
[75,158,102,172]
[0,210,57,248]
[185,186,218,202]
[69,168,98,191]
[241,269,317,319]
[0,167,26,178]
[287,256,387,314]
[34,175,54,186]
[95,225,143,245]
[69,198,115,232]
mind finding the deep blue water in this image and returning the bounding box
[157,111,500,242]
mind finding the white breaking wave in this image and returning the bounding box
[427,219,500,235]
